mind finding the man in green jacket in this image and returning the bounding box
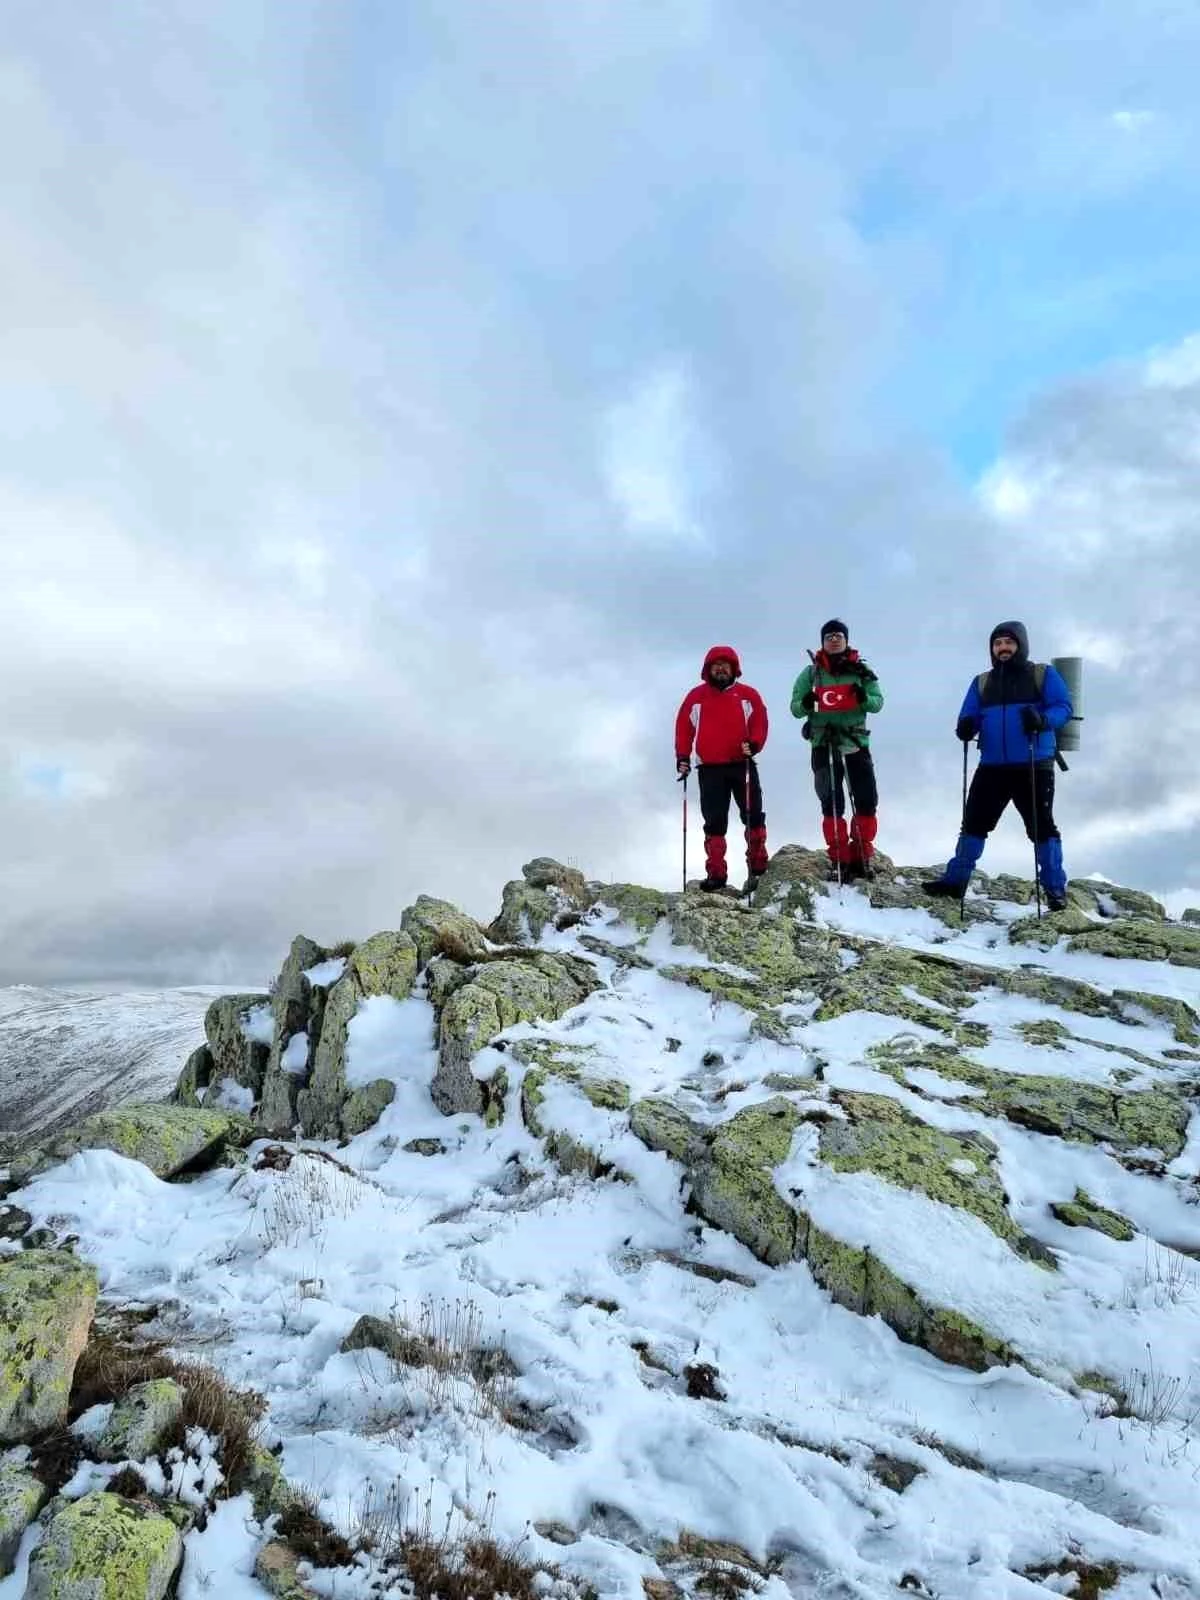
[790,619,884,877]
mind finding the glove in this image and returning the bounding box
[801,719,812,742]
[799,691,816,713]
[676,757,691,780]
[851,682,868,706]
[1020,706,1046,734]
[955,716,977,742]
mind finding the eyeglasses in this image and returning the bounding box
[823,632,846,643]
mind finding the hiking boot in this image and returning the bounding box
[700,875,728,893]
[742,873,761,896]
[924,877,966,901]
[1046,890,1069,913]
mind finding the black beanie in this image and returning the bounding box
[820,618,849,643]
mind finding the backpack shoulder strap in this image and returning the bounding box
[1032,663,1046,692]
[976,671,990,696]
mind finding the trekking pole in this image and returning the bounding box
[1029,740,1043,920]
[681,772,689,893]
[744,755,754,902]
[959,740,969,925]
[826,742,843,899]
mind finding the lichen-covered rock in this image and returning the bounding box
[350,930,419,1000]
[690,1098,802,1267]
[26,1491,182,1600]
[1047,918,1200,968]
[749,845,826,917]
[297,931,418,1138]
[0,1251,97,1442]
[433,955,600,1116]
[203,992,270,1096]
[341,1079,397,1138]
[630,1095,1012,1372]
[1008,908,1097,947]
[171,1045,214,1108]
[1014,1019,1071,1049]
[821,1092,1034,1257]
[815,945,987,1034]
[12,1105,252,1186]
[591,883,674,933]
[256,936,326,1133]
[489,858,592,944]
[1050,1189,1135,1241]
[871,1037,1189,1160]
[516,1042,630,1176]
[1112,989,1200,1045]
[667,894,837,999]
[245,1445,297,1522]
[658,964,789,1041]
[0,1458,48,1575]
[254,1537,321,1597]
[97,1378,184,1462]
[401,896,489,968]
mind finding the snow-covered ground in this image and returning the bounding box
[5,880,1200,1599]
[0,984,228,1140]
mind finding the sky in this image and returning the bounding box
[1,0,1198,986]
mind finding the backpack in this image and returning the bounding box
[974,662,1074,770]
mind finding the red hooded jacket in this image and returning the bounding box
[675,646,769,765]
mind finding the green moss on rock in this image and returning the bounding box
[0,1460,48,1576]
[1015,1019,1071,1049]
[867,1036,1189,1160]
[12,1105,252,1186]
[596,883,674,932]
[821,1092,1032,1257]
[25,1492,182,1600]
[1050,1189,1135,1242]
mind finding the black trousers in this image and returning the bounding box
[698,761,765,836]
[964,762,1059,841]
[811,746,877,818]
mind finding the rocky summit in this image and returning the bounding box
[2,849,1199,1599]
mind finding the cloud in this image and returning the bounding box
[0,1,1197,983]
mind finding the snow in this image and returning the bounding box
[282,1032,310,1076]
[7,881,1200,1599]
[304,956,348,988]
[242,1004,274,1045]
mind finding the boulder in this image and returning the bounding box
[254,1537,322,1597]
[203,992,271,1097]
[11,1105,253,1185]
[298,930,418,1137]
[171,1045,214,1108]
[401,896,489,968]
[433,954,600,1116]
[257,936,326,1133]
[97,1378,184,1462]
[0,1458,48,1576]
[590,883,674,933]
[489,858,592,944]
[0,1250,98,1443]
[25,1492,182,1600]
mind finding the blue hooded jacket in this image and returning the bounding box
[959,621,1072,766]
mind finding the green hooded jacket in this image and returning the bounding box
[789,650,884,753]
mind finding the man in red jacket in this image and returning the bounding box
[675,645,770,892]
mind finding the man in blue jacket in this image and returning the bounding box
[925,621,1073,910]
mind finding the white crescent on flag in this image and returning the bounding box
[819,687,842,709]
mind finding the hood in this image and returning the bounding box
[702,644,742,682]
[989,620,1029,665]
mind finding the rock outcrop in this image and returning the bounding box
[0,1251,98,1443]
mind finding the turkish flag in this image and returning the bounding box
[816,682,858,713]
